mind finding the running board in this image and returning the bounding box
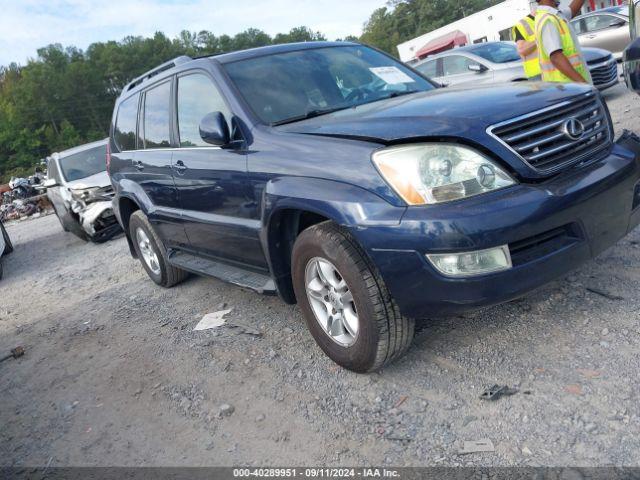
[168,251,276,294]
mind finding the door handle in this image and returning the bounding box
[173,160,187,175]
[133,160,144,171]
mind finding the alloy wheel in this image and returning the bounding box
[136,227,161,275]
[304,257,359,347]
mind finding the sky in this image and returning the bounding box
[0,0,385,66]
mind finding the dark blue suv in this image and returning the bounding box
[108,42,640,372]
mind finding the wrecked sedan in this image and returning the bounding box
[45,139,121,242]
[108,42,640,372]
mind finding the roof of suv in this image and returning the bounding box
[212,41,358,64]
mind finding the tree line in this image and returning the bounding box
[0,0,497,183]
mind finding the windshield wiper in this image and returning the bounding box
[272,106,350,126]
[379,90,420,100]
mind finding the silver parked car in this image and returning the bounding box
[414,41,618,91]
[44,139,121,242]
[571,6,631,60]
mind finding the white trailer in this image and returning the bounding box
[395,0,606,62]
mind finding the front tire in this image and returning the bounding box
[129,211,187,288]
[292,222,414,373]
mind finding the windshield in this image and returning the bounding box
[59,145,106,182]
[469,42,521,64]
[223,45,435,125]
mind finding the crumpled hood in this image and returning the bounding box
[277,82,595,143]
[67,170,111,190]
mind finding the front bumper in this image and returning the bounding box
[79,201,121,242]
[589,57,619,91]
[355,141,640,318]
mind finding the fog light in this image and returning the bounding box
[426,245,512,277]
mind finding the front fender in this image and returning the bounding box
[262,176,405,229]
[260,176,406,303]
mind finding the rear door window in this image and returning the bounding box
[114,94,140,151]
[416,60,438,78]
[177,73,231,147]
[572,19,586,34]
[142,81,172,149]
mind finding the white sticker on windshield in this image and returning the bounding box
[369,66,414,84]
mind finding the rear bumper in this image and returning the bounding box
[354,142,640,318]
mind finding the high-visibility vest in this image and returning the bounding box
[511,16,542,78]
[534,10,592,83]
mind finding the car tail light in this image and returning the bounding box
[106,142,112,174]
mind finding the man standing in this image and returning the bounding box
[534,0,592,84]
[512,14,542,80]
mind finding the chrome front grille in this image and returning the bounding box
[488,94,612,174]
[589,58,618,89]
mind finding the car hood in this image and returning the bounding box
[66,170,111,190]
[277,82,594,143]
[583,47,612,62]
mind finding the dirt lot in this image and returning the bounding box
[1,82,640,468]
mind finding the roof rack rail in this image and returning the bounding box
[124,55,192,92]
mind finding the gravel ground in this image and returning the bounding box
[1,81,639,468]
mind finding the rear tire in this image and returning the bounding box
[129,210,187,288]
[292,221,414,373]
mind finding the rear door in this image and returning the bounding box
[172,71,266,268]
[135,79,188,246]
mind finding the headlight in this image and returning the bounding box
[372,143,516,205]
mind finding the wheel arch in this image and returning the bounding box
[261,177,405,304]
[118,195,142,258]
[264,207,333,304]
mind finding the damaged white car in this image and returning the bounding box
[44,139,121,243]
[0,219,13,279]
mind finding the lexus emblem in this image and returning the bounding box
[562,117,585,141]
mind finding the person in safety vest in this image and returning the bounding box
[512,14,542,80]
[534,0,592,84]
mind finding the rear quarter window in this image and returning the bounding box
[114,93,140,151]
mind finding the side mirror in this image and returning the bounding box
[199,112,230,146]
[610,19,627,28]
[43,178,58,188]
[468,63,487,73]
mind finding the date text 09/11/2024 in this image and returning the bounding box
[232,468,400,478]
